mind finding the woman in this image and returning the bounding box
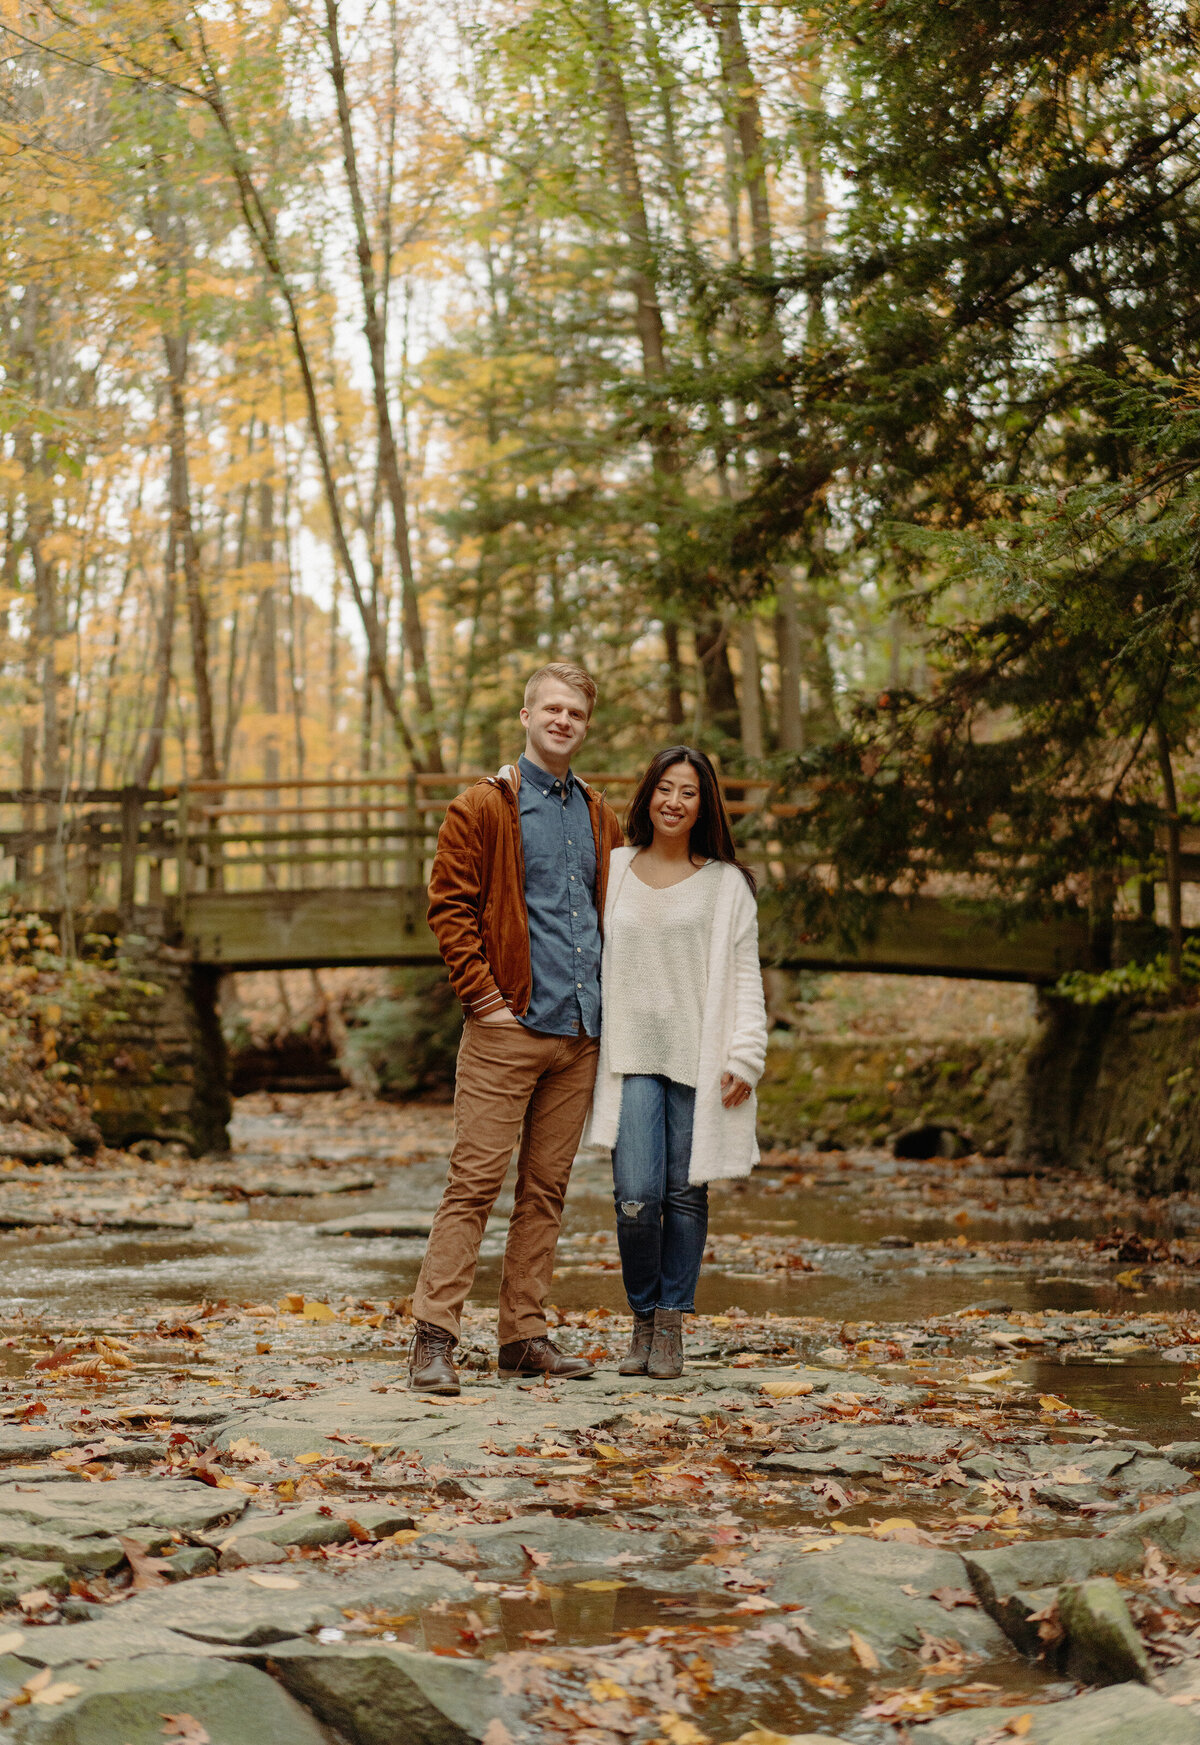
[590,747,768,1379]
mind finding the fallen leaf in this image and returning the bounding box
[847,1627,880,1670]
[301,1300,335,1322]
[294,1453,327,1466]
[30,1680,81,1707]
[592,1444,628,1462]
[0,1630,24,1652]
[931,1587,980,1609]
[964,1367,1014,1387]
[1038,1395,1072,1415]
[245,1572,300,1590]
[161,1716,211,1743]
[119,1536,173,1591]
[573,1579,626,1592]
[802,1671,852,1697]
[760,1380,814,1398]
[1115,1268,1145,1291]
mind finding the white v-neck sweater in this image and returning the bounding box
[606,859,721,1086]
[589,847,769,1183]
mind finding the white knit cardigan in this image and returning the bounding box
[589,847,769,1183]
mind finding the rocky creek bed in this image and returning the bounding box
[0,1098,1198,1739]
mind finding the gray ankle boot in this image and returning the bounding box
[647,1308,684,1379]
[618,1312,656,1375]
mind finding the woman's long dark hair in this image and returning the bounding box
[625,746,757,894]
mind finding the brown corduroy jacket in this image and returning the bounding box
[427,764,624,1020]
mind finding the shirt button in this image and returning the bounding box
[576,982,582,989]
[570,875,575,881]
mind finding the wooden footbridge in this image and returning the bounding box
[0,776,1106,984]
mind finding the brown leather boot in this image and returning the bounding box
[408,1321,460,1395]
[497,1336,595,1380]
[618,1312,656,1375]
[646,1309,683,1379]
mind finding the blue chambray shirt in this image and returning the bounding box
[516,753,602,1037]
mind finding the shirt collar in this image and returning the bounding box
[519,753,574,798]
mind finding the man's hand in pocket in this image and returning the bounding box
[479,1006,519,1025]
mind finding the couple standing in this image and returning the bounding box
[408,661,767,1394]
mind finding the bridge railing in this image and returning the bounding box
[0,773,799,921]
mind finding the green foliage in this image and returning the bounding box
[341,970,461,1101]
[1057,939,1200,1006]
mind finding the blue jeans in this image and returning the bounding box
[611,1075,708,1315]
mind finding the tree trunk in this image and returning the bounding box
[188,30,420,766]
[163,330,218,782]
[1156,717,1184,988]
[737,618,764,759]
[322,0,442,771]
[135,525,177,788]
[774,572,804,753]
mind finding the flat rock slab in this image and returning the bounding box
[0,1432,85,1463]
[0,1478,248,1540]
[757,1450,885,1477]
[262,1638,519,1745]
[312,1210,506,1237]
[765,1536,1009,1660]
[7,1652,329,1745]
[0,1126,72,1163]
[208,1371,775,1465]
[915,1681,1200,1744]
[136,1560,478,1648]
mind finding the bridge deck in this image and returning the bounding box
[179,887,1095,982]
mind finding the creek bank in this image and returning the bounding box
[0,1279,1199,1742]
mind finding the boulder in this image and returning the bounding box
[7,1653,328,1744]
[264,1638,519,1745]
[210,1508,354,1552]
[914,1681,1200,1744]
[219,1537,290,1570]
[1057,1579,1151,1686]
[963,1535,1138,1622]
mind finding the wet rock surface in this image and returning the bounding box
[1,1099,1200,1738]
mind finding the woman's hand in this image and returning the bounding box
[721,1072,751,1108]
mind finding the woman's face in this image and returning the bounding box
[649,761,702,845]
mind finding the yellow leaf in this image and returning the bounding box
[587,1679,628,1701]
[760,1380,814,1398]
[964,1366,1014,1387]
[0,1630,23,1653]
[302,1301,335,1322]
[1010,1719,1033,1738]
[657,1717,707,1745]
[274,1480,295,1501]
[392,1530,422,1545]
[1038,1395,1071,1414]
[593,1444,628,1462]
[1115,1268,1144,1291]
[848,1628,880,1670]
[870,1517,918,1539]
[294,1452,327,1466]
[30,1681,80,1706]
[573,1579,626,1591]
[245,1572,299,1590]
[280,1294,305,1314]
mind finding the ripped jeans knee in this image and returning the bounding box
[615,1196,660,1224]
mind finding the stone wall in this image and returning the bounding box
[62,911,231,1155]
[757,1032,1031,1155]
[1015,998,1200,1191]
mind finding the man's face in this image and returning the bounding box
[521,681,591,767]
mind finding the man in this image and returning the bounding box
[410,662,623,1394]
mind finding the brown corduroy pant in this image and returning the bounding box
[412,1018,599,1346]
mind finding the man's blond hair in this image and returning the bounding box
[523,661,597,718]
